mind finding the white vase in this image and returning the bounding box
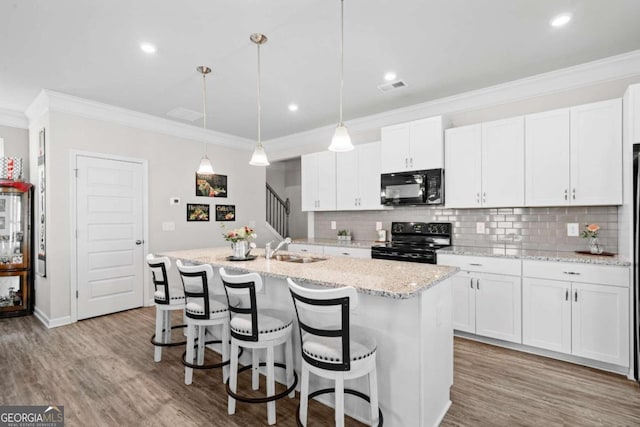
[231,240,250,259]
[589,237,603,254]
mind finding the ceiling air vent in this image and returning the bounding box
[166,107,204,122]
[377,79,408,93]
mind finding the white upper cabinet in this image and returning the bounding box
[481,116,525,207]
[444,124,482,208]
[301,151,336,211]
[445,117,524,208]
[525,108,571,206]
[626,84,640,144]
[570,99,622,205]
[336,142,382,210]
[381,116,445,173]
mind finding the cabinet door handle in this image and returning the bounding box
[341,252,350,256]
[563,271,580,275]
[469,263,483,267]
[410,157,413,168]
[565,289,569,301]
[574,290,578,302]
[470,278,473,289]
[482,192,486,203]
[300,249,308,252]
[405,158,408,168]
[572,188,576,200]
[564,189,568,200]
[476,279,480,290]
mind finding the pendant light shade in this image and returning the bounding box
[329,124,352,152]
[329,0,354,152]
[196,66,215,174]
[197,155,215,174]
[249,33,270,166]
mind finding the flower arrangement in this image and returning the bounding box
[337,229,351,241]
[222,225,256,243]
[581,223,600,239]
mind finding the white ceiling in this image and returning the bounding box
[2,0,640,140]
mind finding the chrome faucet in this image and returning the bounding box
[266,237,291,259]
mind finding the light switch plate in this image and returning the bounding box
[375,222,382,231]
[567,223,579,237]
[331,221,336,230]
[169,197,180,205]
[162,221,175,231]
[476,222,485,234]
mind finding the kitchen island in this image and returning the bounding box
[160,247,458,426]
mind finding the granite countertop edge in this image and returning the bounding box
[160,249,460,300]
[437,246,631,267]
[290,238,384,249]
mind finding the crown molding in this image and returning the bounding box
[0,107,28,129]
[25,90,255,150]
[266,49,640,159]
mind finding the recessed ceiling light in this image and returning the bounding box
[550,13,572,27]
[288,104,299,112]
[140,42,157,54]
[384,72,397,82]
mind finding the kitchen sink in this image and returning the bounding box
[272,254,327,263]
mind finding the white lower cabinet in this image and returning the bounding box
[440,255,522,344]
[522,261,629,367]
[288,244,371,259]
[287,243,323,255]
[323,246,371,259]
[452,271,522,343]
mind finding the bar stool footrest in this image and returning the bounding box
[182,340,244,370]
[226,362,298,404]
[150,324,188,347]
[296,387,383,427]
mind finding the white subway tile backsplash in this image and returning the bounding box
[314,205,619,253]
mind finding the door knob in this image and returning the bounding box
[135,240,143,245]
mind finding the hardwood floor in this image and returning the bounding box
[1,307,639,426]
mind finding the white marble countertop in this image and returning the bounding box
[159,247,458,299]
[438,246,631,267]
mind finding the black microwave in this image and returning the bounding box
[380,169,444,206]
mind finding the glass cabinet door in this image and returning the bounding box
[0,270,28,313]
[0,188,28,269]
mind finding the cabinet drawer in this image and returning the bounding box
[323,246,371,259]
[438,254,521,276]
[522,260,629,287]
[288,244,324,255]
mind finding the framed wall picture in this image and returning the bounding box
[186,204,210,222]
[195,173,227,197]
[37,128,46,277]
[215,205,235,221]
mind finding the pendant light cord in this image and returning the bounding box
[202,70,208,157]
[257,42,262,146]
[339,0,345,125]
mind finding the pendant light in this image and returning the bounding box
[196,66,215,175]
[249,33,270,166]
[328,0,354,152]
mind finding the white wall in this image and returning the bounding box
[33,111,265,323]
[0,124,29,178]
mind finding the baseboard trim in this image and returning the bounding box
[33,306,73,329]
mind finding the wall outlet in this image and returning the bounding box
[567,223,579,237]
[476,222,485,234]
[169,197,180,205]
[162,221,175,231]
[375,222,382,231]
[331,221,336,230]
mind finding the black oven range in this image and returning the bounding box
[371,222,452,264]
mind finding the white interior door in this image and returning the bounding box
[76,154,145,320]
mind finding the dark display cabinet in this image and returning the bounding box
[0,181,33,318]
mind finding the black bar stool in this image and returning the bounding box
[219,267,298,426]
[177,260,234,385]
[288,278,382,427]
[147,254,187,362]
